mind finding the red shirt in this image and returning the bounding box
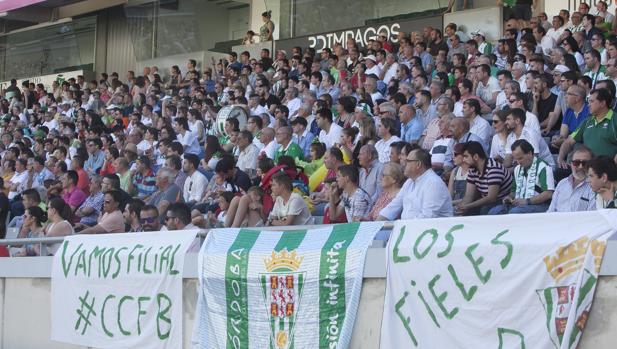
[76,168,90,195]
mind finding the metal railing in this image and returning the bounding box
[0,222,396,253]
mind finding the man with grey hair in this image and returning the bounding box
[296,102,318,135]
[284,87,301,117]
[398,82,414,104]
[380,52,399,84]
[358,144,384,203]
[512,61,527,92]
[147,167,181,214]
[421,97,454,150]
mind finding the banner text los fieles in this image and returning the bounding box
[391,224,513,346]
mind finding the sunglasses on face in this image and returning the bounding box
[572,159,588,167]
[140,217,157,224]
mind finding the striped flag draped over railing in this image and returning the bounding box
[192,222,384,349]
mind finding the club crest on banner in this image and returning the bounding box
[537,237,606,348]
[260,249,306,349]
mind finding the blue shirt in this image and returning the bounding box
[401,117,424,143]
[562,103,590,134]
[292,130,316,159]
[84,150,105,176]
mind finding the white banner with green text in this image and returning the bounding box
[51,230,198,348]
[380,210,617,349]
[193,222,384,349]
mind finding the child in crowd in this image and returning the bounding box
[192,191,234,228]
[243,186,265,227]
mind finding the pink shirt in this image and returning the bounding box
[62,187,87,209]
[98,210,125,234]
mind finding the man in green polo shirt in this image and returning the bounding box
[558,88,617,168]
[274,126,304,163]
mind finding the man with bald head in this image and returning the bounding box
[400,104,424,144]
[258,127,277,159]
[274,126,304,162]
[450,117,488,153]
[358,144,384,203]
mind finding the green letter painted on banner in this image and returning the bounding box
[413,229,438,260]
[465,243,492,284]
[497,327,526,349]
[393,226,411,263]
[395,291,418,346]
[428,274,459,320]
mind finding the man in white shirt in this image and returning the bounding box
[317,109,343,149]
[182,154,208,205]
[463,99,492,146]
[533,26,555,57]
[258,127,278,159]
[174,117,201,156]
[378,148,453,220]
[595,1,614,23]
[284,87,302,117]
[508,92,541,133]
[236,131,259,174]
[374,118,401,163]
[365,75,383,104]
[363,54,382,77]
[380,53,399,85]
[8,159,29,200]
[503,108,555,169]
[546,15,567,43]
[42,113,58,130]
[248,94,268,116]
[475,64,501,109]
[547,146,596,212]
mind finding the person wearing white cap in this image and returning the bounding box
[363,54,382,77]
[472,30,492,56]
[542,66,571,135]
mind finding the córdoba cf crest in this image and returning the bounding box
[260,249,306,349]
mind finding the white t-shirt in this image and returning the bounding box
[375,135,401,163]
[505,127,555,167]
[476,76,501,106]
[269,192,313,226]
[365,65,382,77]
[525,111,541,133]
[469,116,493,147]
[383,63,399,85]
[319,123,343,149]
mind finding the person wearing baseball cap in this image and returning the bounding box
[363,54,381,77]
[472,30,493,55]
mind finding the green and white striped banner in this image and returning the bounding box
[192,222,384,349]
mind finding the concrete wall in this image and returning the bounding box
[0,275,615,348]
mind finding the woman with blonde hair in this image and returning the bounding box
[367,162,404,221]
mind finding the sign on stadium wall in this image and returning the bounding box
[380,210,616,349]
[50,230,198,349]
[192,222,383,349]
[275,14,442,54]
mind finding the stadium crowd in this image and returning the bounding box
[2,2,617,256]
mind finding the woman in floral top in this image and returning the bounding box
[367,162,404,221]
